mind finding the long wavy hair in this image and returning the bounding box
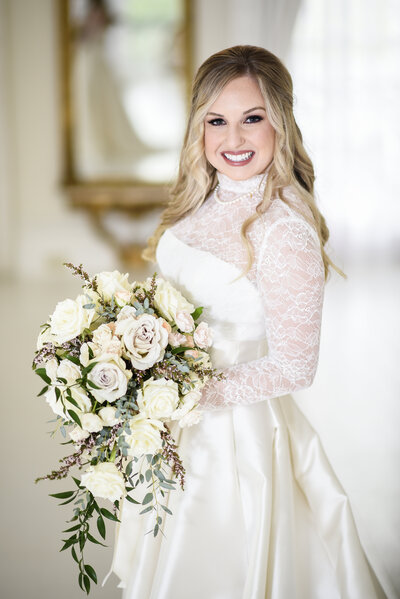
[143,45,340,279]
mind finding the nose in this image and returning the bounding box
[225,123,245,148]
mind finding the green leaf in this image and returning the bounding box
[72,476,82,488]
[83,573,91,594]
[63,524,81,533]
[100,508,119,522]
[55,386,61,400]
[87,379,101,390]
[145,469,152,482]
[160,481,175,490]
[71,545,79,563]
[153,523,159,537]
[65,395,80,409]
[35,368,51,384]
[59,495,78,506]
[154,469,165,482]
[60,537,76,551]
[139,505,153,514]
[67,410,82,428]
[79,532,86,552]
[126,460,134,478]
[97,515,106,540]
[78,572,85,593]
[66,354,80,366]
[37,385,49,397]
[87,532,107,546]
[170,346,193,355]
[125,495,140,504]
[191,306,203,320]
[50,491,75,499]
[161,505,173,515]
[142,492,153,505]
[84,564,98,584]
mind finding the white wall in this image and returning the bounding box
[0,0,116,281]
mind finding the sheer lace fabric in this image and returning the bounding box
[171,172,325,410]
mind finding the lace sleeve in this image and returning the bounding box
[198,217,325,410]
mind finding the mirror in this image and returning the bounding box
[59,0,192,210]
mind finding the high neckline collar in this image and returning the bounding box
[216,170,268,195]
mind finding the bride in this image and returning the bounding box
[112,45,385,599]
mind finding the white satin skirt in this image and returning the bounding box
[111,395,385,599]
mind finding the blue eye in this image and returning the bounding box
[207,118,225,126]
[244,115,263,123]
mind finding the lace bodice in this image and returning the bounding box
[168,171,325,410]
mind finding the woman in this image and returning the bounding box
[113,45,385,599]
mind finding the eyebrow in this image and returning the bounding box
[206,106,266,117]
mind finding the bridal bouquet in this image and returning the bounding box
[33,264,219,594]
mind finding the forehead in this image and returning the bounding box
[209,75,264,112]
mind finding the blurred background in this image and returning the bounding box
[0,0,399,598]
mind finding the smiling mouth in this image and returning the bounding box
[221,151,255,165]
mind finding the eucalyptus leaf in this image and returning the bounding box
[142,492,153,505]
[161,505,173,515]
[139,505,153,514]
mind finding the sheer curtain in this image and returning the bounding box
[287,0,400,262]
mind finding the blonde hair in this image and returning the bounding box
[143,45,341,280]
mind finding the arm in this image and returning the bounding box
[198,217,325,410]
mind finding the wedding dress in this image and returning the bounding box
[112,172,385,598]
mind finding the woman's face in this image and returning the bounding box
[204,75,275,180]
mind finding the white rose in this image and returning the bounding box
[95,271,131,302]
[179,409,203,428]
[81,462,125,502]
[44,386,91,420]
[175,311,195,333]
[80,412,103,433]
[49,295,96,344]
[193,322,213,349]
[120,314,168,370]
[45,358,58,382]
[137,377,180,419]
[125,414,163,457]
[114,290,132,307]
[153,279,194,323]
[171,389,202,421]
[69,426,90,442]
[99,406,121,427]
[57,359,81,385]
[115,306,137,335]
[87,356,131,404]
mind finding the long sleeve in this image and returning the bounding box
[199,217,325,410]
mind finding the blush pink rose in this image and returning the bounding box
[168,331,187,347]
[193,322,213,349]
[175,311,195,333]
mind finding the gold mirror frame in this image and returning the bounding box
[59,0,193,265]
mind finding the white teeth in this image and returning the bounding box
[223,151,253,162]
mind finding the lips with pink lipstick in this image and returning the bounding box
[221,150,255,166]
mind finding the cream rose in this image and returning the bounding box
[49,295,96,344]
[69,426,90,443]
[115,306,137,334]
[125,415,163,457]
[178,409,203,428]
[171,389,202,421]
[92,324,122,357]
[87,356,131,404]
[137,377,180,419]
[120,313,168,370]
[153,279,194,323]
[36,326,56,350]
[193,322,213,349]
[95,271,131,302]
[175,311,194,333]
[80,412,104,433]
[81,462,125,502]
[99,406,121,427]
